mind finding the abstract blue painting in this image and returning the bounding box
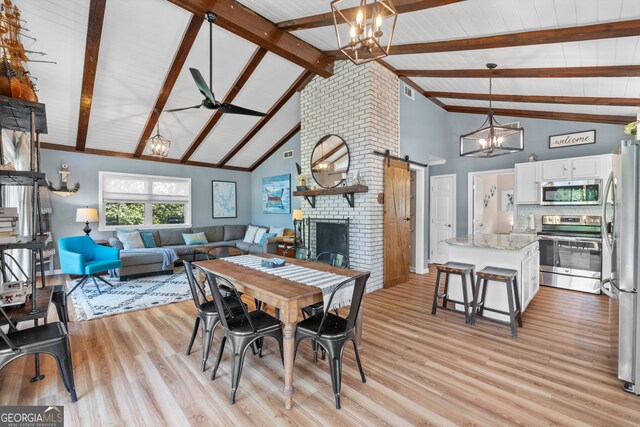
[262,174,291,214]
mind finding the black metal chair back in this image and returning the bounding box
[184,261,208,309]
[318,272,369,336]
[203,270,257,334]
[315,251,349,269]
[283,246,309,260]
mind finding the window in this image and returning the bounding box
[99,172,191,230]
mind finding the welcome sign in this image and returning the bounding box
[549,130,596,149]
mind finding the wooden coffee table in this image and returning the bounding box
[191,245,244,260]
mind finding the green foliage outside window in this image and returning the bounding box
[152,203,185,224]
[105,203,144,226]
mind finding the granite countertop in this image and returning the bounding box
[511,229,541,235]
[444,234,540,250]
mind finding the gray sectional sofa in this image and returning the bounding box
[108,224,291,280]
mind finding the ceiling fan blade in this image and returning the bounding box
[220,103,266,117]
[189,68,216,103]
[165,104,202,113]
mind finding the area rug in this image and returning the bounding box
[67,268,193,321]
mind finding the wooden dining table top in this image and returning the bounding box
[194,253,362,303]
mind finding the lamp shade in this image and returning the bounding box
[76,207,98,223]
[292,209,303,221]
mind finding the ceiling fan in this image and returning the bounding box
[165,12,266,117]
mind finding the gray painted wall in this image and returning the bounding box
[42,148,252,257]
[398,83,448,267]
[430,113,627,236]
[250,133,301,229]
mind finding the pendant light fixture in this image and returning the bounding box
[145,111,171,158]
[460,63,524,158]
[331,0,397,65]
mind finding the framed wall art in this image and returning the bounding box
[262,174,291,214]
[212,180,237,218]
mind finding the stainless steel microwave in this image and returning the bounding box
[540,179,602,205]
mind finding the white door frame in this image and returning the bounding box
[410,163,427,274]
[429,173,457,264]
[467,168,514,234]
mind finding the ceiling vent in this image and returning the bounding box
[283,150,294,159]
[403,84,415,100]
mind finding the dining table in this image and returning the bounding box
[195,253,367,410]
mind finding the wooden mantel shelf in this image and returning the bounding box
[292,184,368,208]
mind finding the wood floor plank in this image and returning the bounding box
[2,270,640,425]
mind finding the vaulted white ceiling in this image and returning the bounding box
[15,0,640,171]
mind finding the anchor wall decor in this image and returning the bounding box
[47,163,79,197]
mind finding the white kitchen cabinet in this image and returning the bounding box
[520,243,540,310]
[541,160,569,180]
[570,156,600,179]
[515,163,540,204]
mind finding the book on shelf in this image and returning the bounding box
[0,236,19,244]
[0,207,18,216]
[0,227,15,233]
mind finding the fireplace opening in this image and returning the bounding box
[310,219,350,259]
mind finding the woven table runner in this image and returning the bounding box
[222,255,353,311]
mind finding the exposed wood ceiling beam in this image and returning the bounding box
[179,47,268,163]
[426,91,640,107]
[444,105,634,125]
[276,0,463,31]
[397,65,640,78]
[75,0,107,151]
[133,14,203,158]
[330,19,640,57]
[41,142,250,171]
[378,59,445,108]
[168,0,333,77]
[249,123,301,171]
[217,70,315,167]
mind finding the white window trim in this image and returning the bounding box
[98,171,192,231]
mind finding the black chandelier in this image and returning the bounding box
[459,63,524,158]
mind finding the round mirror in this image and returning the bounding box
[310,135,350,188]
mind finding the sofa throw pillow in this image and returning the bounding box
[259,232,277,246]
[116,229,145,250]
[183,232,208,246]
[243,225,259,243]
[253,227,268,244]
[269,226,285,237]
[140,232,157,248]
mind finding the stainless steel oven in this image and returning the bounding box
[538,215,602,293]
[541,179,602,205]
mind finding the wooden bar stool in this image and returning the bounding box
[431,262,476,324]
[471,266,523,338]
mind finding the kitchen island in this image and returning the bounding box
[443,234,540,323]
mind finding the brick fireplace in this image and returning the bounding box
[300,60,399,292]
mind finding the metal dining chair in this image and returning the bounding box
[282,246,309,260]
[206,270,284,404]
[294,272,370,409]
[303,251,350,318]
[183,261,245,371]
[0,318,78,402]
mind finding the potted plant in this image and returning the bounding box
[297,173,309,191]
[624,119,639,139]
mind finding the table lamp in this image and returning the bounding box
[76,207,99,235]
[293,209,303,245]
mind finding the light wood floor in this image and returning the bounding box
[2,270,640,426]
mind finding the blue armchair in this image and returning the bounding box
[59,235,122,295]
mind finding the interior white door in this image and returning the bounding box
[472,175,484,235]
[430,174,456,264]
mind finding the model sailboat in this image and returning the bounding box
[0,0,37,101]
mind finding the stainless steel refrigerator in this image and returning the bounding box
[601,139,640,395]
